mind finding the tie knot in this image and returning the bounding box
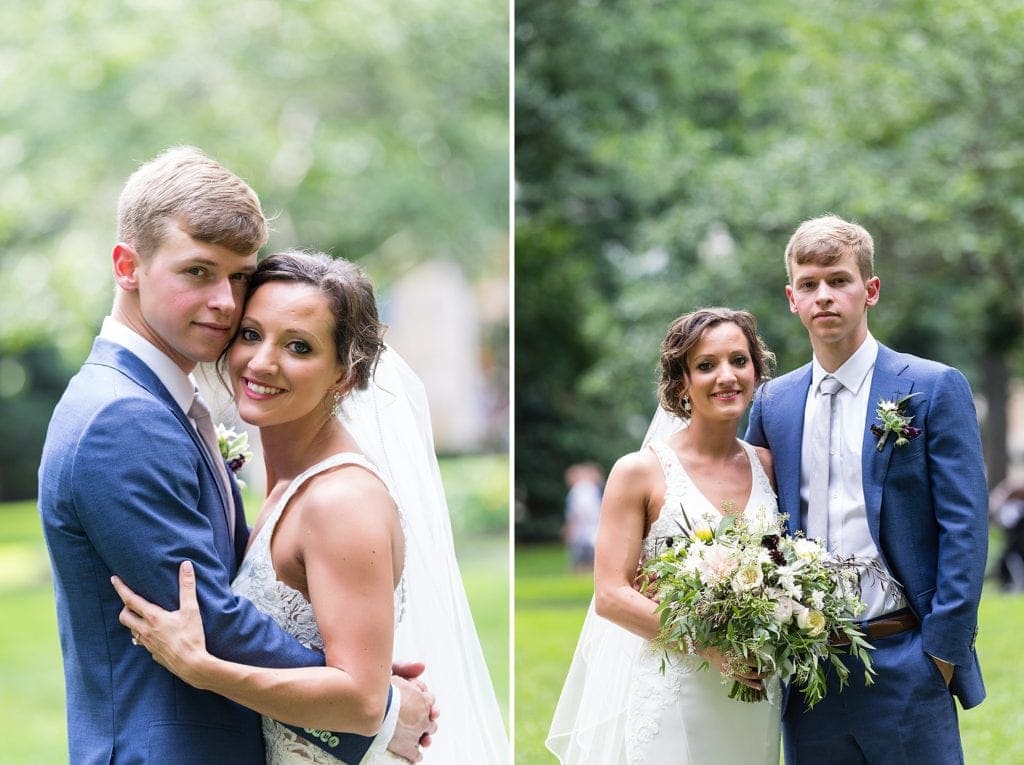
[189,391,212,422]
[818,376,842,397]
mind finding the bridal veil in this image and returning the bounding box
[546,408,684,763]
[339,346,508,763]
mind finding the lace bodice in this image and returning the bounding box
[232,452,407,765]
[641,440,778,563]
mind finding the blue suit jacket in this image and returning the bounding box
[745,343,987,709]
[39,339,379,763]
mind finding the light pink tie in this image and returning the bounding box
[189,391,236,541]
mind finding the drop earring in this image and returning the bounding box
[330,390,342,418]
[682,395,692,415]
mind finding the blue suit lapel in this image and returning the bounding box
[862,344,913,542]
[772,366,813,537]
[88,339,238,567]
[89,338,180,413]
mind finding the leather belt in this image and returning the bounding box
[831,608,919,646]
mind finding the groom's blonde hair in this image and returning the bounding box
[117,146,268,258]
[784,214,874,283]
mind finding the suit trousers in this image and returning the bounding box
[783,629,963,765]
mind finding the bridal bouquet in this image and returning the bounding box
[642,507,876,708]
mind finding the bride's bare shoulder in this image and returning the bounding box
[607,447,660,485]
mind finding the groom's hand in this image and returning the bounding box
[392,661,441,743]
[931,655,955,687]
[388,663,439,762]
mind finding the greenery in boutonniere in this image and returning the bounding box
[870,393,922,451]
[216,424,254,487]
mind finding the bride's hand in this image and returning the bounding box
[111,560,211,687]
[698,646,767,691]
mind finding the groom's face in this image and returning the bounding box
[785,251,880,351]
[116,220,257,372]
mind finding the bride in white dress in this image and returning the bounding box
[114,251,507,764]
[548,308,782,764]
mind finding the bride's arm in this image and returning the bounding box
[113,472,399,736]
[590,451,768,689]
[592,451,663,641]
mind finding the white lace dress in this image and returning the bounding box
[625,440,781,764]
[232,453,407,765]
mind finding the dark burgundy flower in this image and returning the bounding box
[761,534,786,565]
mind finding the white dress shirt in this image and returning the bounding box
[100,317,197,414]
[800,333,907,619]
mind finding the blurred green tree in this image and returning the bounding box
[0,0,507,500]
[515,0,1023,535]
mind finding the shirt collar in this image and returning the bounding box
[811,333,878,395]
[100,316,197,414]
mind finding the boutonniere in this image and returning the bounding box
[870,393,922,451]
[216,424,254,486]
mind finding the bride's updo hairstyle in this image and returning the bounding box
[244,250,385,392]
[657,307,775,421]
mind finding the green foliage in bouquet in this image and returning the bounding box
[643,506,878,708]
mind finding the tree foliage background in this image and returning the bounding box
[0,0,508,500]
[515,0,1024,538]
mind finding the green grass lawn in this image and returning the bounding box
[0,456,509,763]
[515,542,1024,765]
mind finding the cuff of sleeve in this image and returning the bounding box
[368,684,400,754]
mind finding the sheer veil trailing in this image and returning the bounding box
[339,346,508,763]
[545,407,685,764]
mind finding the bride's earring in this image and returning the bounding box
[330,390,342,418]
[682,395,692,415]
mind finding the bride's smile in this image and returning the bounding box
[229,280,347,429]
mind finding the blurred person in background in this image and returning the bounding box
[990,482,1024,592]
[561,462,604,573]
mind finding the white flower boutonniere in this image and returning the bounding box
[216,424,254,487]
[870,393,922,451]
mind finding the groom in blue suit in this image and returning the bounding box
[38,147,433,763]
[746,215,987,764]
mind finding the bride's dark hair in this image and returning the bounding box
[657,307,775,420]
[221,250,386,392]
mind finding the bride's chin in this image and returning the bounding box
[235,402,265,424]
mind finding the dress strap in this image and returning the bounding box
[277,452,385,514]
[647,441,688,499]
[647,440,709,528]
[254,452,389,550]
[737,440,776,503]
